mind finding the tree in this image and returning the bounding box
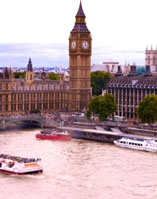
[13,71,26,78]
[48,72,60,80]
[30,109,41,114]
[20,71,26,78]
[86,93,117,120]
[91,71,112,96]
[137,94,157,124]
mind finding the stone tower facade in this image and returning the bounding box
[145,46,157,72]
[69,1,92,111]
[26,58,34,84]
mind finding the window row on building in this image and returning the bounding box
[107,65,157,120]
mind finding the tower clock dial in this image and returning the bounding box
[71,40,76,49]
[82,40,89,49]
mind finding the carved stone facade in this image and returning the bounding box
[145,46,157,72]
[0,2,91,115]
[107,65,157,120]
[0,60,69,114]
[69,1,92,111]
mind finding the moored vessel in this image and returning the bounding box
[71,128,122,143]
[114,137,157,152]
[0,154,43,175]
[36,129,71,141]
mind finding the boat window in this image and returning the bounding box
[40,130,51,134]
[0,162,2,167]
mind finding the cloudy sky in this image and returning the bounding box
[0,0,156,67]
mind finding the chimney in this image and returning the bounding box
[115,65,123,76]
[146,65,150,73]
[144,65,152,76]
[128,65,137,76]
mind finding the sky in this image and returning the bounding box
[0,0,156,68]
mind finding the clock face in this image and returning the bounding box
[71,40,76,49]
[82,40,89,49]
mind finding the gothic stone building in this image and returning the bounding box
[0,2,92,115]
[145,46,157,72]
[107,65,157,120]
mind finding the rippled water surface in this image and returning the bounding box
[0,129,157,199]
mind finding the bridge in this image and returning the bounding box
[0,114,59,129]
[0,115,44,129]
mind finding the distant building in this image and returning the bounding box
[91,62,146,76]
[145,46,157,72]
[91,61,119,74]
[136,66,146,75]
[107,65,157,120]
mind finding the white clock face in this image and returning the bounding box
[82,41,89,49]
[71,40,76,49]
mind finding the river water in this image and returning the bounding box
[0,128,157,199]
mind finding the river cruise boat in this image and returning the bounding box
[36,129,71,141]
[0,154,43,175]
[114,137,157,152]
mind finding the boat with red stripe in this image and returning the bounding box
[36,129,71,141]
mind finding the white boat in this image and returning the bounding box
[114,137,157,152]
[0,154,43,175]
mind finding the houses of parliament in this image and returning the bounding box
[0,2,92,115]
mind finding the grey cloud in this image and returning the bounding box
[0,43,69,68]
[92,46,145,65]
[0,43,145,68]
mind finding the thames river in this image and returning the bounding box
[0,128,157,199]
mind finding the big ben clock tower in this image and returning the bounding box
[69,1,92,111]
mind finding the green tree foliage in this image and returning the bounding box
[86,93,117,121]
[91,71,112,96]
[48,72,60,80]
[137,94,157,124]
[13,71,26,78]
[30,109,41,114]
[21,71,26,78]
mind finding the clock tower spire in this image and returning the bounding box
[76,1,85,17]
[69,1,92,111]
[71,1,89,33]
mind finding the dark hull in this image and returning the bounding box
[72,131,121,143]
[72,135,113,143]
[0,169,43,175]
